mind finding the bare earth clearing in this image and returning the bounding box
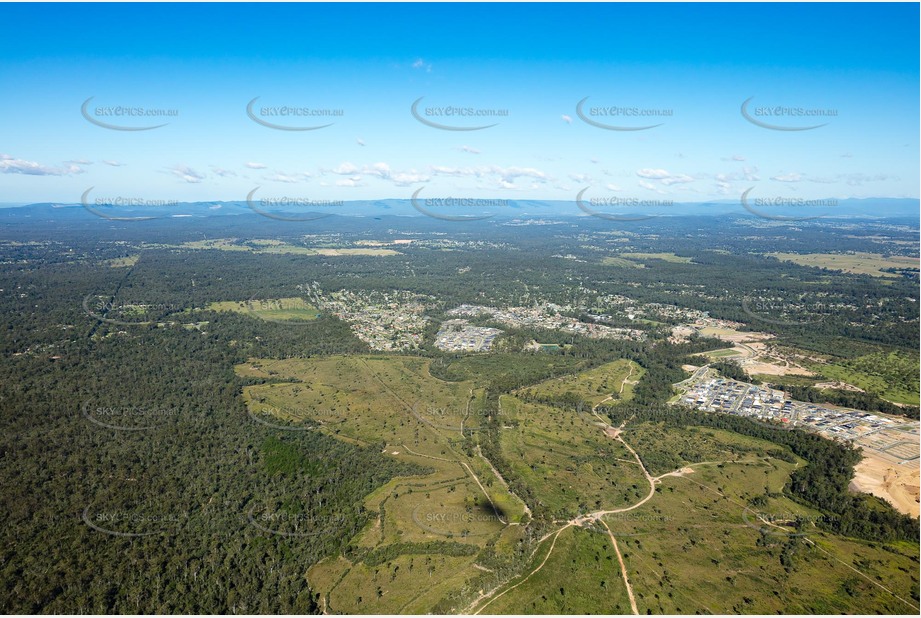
[850,453,920,518]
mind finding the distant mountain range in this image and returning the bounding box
[1,197,918,222]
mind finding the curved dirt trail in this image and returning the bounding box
[470,379,657,613]
[470,526,568,614]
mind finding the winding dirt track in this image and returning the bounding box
[470,369,661,613]
[467,360,920,615]
[468,526,567,614]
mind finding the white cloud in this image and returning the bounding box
[363,162,391,178]
[412,58,432,72]
[715,166,760,183]
[321,161,428,186]
[103,160,126,167]
[390,171,429,186]
[167,164,204,183]
[569,173,592,183]
[0,154,83,176]
[638,179,668,194]
[494,166,548,183]
[561,114,572,124]
[245,162,267,170]
[428,165,549,188]
[840,172,894,185]
[459,145,480,155]
[770,171,896,186]
[637,168,694,185]
[330,162,360,175]
[267,173,302,184]
[211,166,236,177]
[429,165,475,177]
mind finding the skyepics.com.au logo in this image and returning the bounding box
[411,505,508,538]
[246,187,343,221]
[740,97,836,131]
[411,97,508,131]
[582,512,674,538]
[246,97,343,131]
[576,187,674,221]
[576,97,672,131]
[742,507,832,539]
[740,188,836,222]
[246,504,348,537]
[247,403,343,431]
[82,401,179,431]
[83,505,186,537]
[83,295,185,327]
[81,97,178,131]
[410,188,509,221]
[411,401,485,431]
[81,188,180,221]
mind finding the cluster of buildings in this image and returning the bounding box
[306,285,429,351]
[681,378,790,420]
[434,319,502,352]
[678,373,920,464]
[445,303,644,341]
[588,294,748,331]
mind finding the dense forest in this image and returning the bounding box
[712,359,761,384]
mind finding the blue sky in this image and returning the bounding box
[0,2,918,204]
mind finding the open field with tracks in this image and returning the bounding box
[237,356,528,613]
[235,355,920,614]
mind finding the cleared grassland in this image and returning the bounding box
[622,252,694,264]
[238,355,529,613]
[619,422,802,479]
[239,355,919,614]
[479,526,634,614]
[499,396,649,517]
[770,251,920,278]
[207,297,320,322]
[601,256,644,268]
[181,238,252,251]
[310,553,481,614]
[702,347,742,359]
[472,421,919,615]
[613,458,919,614]
[493,360,649,517]
[515,358,643,408]
[804,350,920,406]
[101,255,139,267]
[179,238,401,256]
